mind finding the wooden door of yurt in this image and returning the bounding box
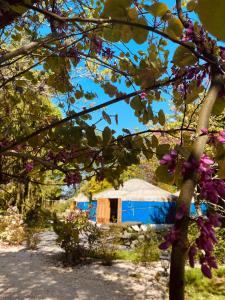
[96,198,110,224]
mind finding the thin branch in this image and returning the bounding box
[0,75,183,153]
[3,150,67,173]
[22,2,213,64]
[176,0,189,28]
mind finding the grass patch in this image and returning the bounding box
[115,249,139,262]
[185,267,225,300]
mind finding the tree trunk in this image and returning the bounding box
[169,72,223,300]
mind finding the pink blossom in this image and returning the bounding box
[25,162,34,172]
[160,150,177,174]
[140,92,147,99]
[201,128,208,135]
[188,245,197,268]
[217,131,225,143]
[201,264,212,279]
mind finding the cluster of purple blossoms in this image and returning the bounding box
[59,46,80,63]
[159,226,180,250]
[160,149,178,174]
[91,37,114,60]
[102,47,114,60]
[46,149,80,165]
[64,171,81,186]
[196,155,225,204]
[182,20,194,42]
[188,212,221,278]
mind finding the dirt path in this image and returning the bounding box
[0,232,168,300]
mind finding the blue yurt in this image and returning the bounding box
[75,178,206,225]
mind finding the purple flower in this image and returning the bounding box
[201,128,208,135]
[201,264,212,279]
[188,245,197,268]
[217,131,225,143]
[140,92,147,99]
[65,172,81,186]
[160,150,177,174]
[25,162,34,172]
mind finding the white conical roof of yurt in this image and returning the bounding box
[73,193,89,202]
[94,178,172,202]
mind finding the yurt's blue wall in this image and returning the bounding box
[77,200,207,224]
[77,200,97,221]
[121,201,207,224]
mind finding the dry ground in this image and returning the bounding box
[0,232,168,300]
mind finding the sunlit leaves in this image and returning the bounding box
[132,17,149,44]
[102,0,132,19]
[197,0,225,41]
[186,0,198,11]
[166,17,183,39]
[173,44,197,67]
[144,2,169,17]
[101,82,118,97]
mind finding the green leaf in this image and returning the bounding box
[102,111,111,124]
[85,127,99,147]
[156,144,170,158]
[102,127,113,146]
[144,2,169,17]
[218,159,225,179]
[166,17,183,38]
[152,135,158,148]
[158,109,165,126]
[75,90,83,99]
[102,0,132,18]
[197,0,225,41]
[212,97,225,115]
[130,96,143,110]
[173,44,197,67]
[132,17,149,44]
[187,0,197,11]
[155,165,174,184]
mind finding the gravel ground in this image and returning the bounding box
[0,231,168,300]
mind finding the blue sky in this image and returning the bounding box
[50,0,187,134]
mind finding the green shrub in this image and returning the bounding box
[53,209,101,264]
[51,200,71,214]
[133,227,161,263]
[24,206,53,229]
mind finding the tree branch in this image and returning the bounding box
[0,75,182,153]
[176,0,189,28]
[22,2,212,63]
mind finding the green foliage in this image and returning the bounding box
[144,2,169,17]
[185,267,225,299]
[173,44,198,67]
[197,0,225,41]
[53,209,101,264]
